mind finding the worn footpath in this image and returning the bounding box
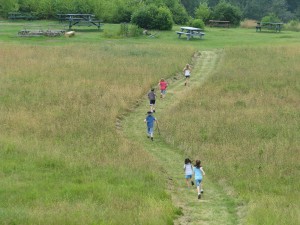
[122,50,239,225]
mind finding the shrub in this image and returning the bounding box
[195,3,211,24]
[0,0,19,18]
[119,22,129,37]
[212,0,242,27]
[131,4,173,30]
[190,19,205,29]
[170,3,189,25]
[129,24,143,37]
[284,20,300,32]
[261,13,281,23]
[112,2,133,23]
[154,7,173,30]
[131,5,155,29]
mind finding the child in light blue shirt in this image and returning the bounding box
[193,160,205,199]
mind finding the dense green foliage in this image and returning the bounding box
[261,13,281,23]
[211,0,242,26]
[131,4,173,30]
[1,0,300,24]
[190,18,205,29]
[195,3,211,24]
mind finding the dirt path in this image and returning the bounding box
[122,50,239,225]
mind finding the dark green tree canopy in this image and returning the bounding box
[1,0,299,22]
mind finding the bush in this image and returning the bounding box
[154,7,173,30]
[112,2,133,23]
[190,19,205,29]
[131,4,173,30]
[212,0,242,27]
[195,3,211,24]
[261,13,281,23]
[170,3,189,25]
[284,20,300,32]
[0,0,19,18]
[129,24,143,37]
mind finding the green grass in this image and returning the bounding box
[159,46,300,224]
[0,20,300,224]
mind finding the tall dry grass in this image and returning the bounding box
[160,46,300,224]
[240,19,258,29]
[0,43,194,224]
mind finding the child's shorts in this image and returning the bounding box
[147,127,154,134]
[185,175,192,179]
[150,100,155,105]
[195,179,202,187]
[160,90,166,95]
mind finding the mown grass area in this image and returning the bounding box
[160,46,300,225]
[0,20,300,224]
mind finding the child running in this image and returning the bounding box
[183,64,191,86]
[147,88,156,112]
[158,78,168,98]
[144,111,157,141]
[193,160,205,199]
[184,158,194,188]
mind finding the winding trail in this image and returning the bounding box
[122,50,239,225]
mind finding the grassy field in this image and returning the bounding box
[0,21,300,224]
[160,46,300,224]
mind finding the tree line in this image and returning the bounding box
[0,0,299,27]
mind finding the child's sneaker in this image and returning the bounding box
[151,137,153,141]
[191,181,194,186]
[198,193,201,199]
[201,189,204,194]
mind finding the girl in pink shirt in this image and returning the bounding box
[158,78,168,98]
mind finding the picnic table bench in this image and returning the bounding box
[256,22,283,32]
[209,20,230,28]
[176,27,205,40]
[8,12,35,20]
[57,14,103,30]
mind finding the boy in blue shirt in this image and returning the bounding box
[144,111,157,141]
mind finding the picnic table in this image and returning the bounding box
[209,20,230,28]
[176,27,205,40]
[57,14,103,30]
[256,22,283,32]
[18,24,65,37]
[8,12,35,20]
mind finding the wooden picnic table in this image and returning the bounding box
[8,12,35,20]
[176,27,205,40]
[57,14,103,30]
[209,20,230,28]
[256,22,283,32]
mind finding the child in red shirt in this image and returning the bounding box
[158,78,168,98]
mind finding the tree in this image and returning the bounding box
[181,0,200,17]
[195,3,211,23]
[168,2,189,24]
[131,4,173,30]
[271,0,294,22]
[154,6,173,30]
[0,0,19,17]
[212,0,242,26]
